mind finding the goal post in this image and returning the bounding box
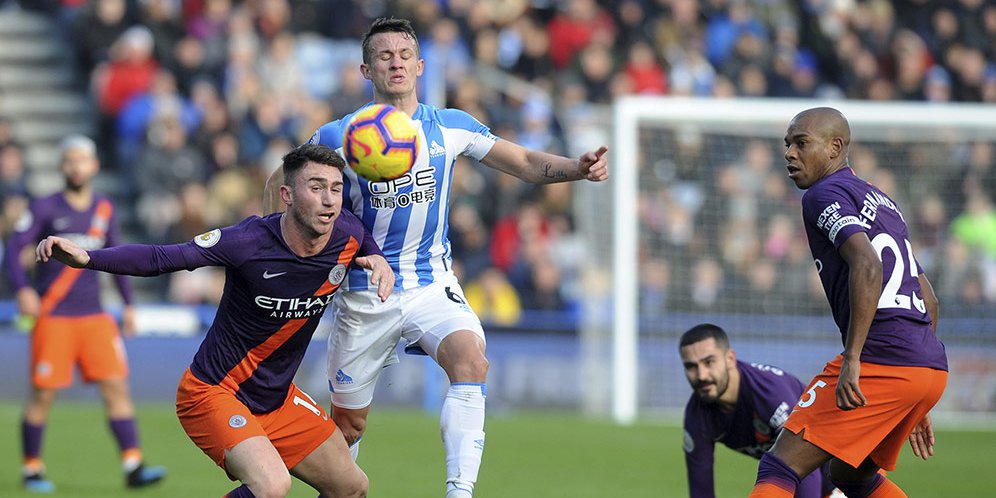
[587,96,996,425]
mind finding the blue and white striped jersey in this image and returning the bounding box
[308,102,498,291]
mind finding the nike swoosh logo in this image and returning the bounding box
[262,271,287,279]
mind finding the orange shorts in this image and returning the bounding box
[784,355,947,471]
[175,368,337,475]
[31,313,127,389]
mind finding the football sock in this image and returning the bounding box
[750,452,800,498]
[440,383,486,496]
[109,418,142,471]
[796,464,824,498]
[348,436,362,461]
[21,419,44,466]
[832,473,907,498]
[225,484,257,497]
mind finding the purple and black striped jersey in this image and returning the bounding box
[86,212,383,413]
[683,361,804,497]
[801,168,947,370]
[3,193,132,316]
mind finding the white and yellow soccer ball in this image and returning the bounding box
[342,104,419,182]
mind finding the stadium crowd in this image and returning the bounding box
[1,0,994,325]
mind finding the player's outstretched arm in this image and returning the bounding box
[354,254,394,302]
[35,236,91,268]
[908,413,935,460]
[481,139,609,184]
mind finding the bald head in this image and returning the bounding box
[790,107,851,147]
[783,107,851,189]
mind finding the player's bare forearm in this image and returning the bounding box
[838,234,881,410]
[482,139,608,184]
[263,167,287,215]
[35,236,90,268]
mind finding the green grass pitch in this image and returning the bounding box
[0,402,993,497]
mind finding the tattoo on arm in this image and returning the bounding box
[542,162,569,180]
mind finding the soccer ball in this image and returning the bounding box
[342,104,419,182]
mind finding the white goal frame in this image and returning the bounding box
[608,96,996,425]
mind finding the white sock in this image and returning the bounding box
[440,383,486,496]
[348,436,361,461]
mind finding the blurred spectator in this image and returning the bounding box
[116,69,203,171]
[0,143,28,197]
[622,40,668,95]
[546,0,616,70]
[93,25,159,169]
[951,192,996,258]
[72,0,132,77]
[139,0,185,69]
[640,257,671,315]
[421,17,471,107]
[134,115,208,242]
[465,267,523,327]
[328,61,370,118]
[238,95,296,165]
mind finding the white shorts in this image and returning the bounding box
[327,274,485,409]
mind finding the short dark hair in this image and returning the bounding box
[679,323,730,350]
[282,144,345,185]
[361,17,419,64]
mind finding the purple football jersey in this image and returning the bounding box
[801,168,947,370]
[86,212,383,413]
[683,361,805,497]
[3,193,132,315]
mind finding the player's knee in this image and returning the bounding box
[333,409,368,444]
[343,469,368,498]
[252,471,292,498]
[448,354,489,381]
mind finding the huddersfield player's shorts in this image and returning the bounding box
[327,273,485,410]
[175,369,336,474]
[784,355,947,471]
[31,313,127,389]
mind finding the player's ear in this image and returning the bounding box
[829,136,844,159]
[727,347,736,365]
[279,184,293,206]
[360,63,371,80]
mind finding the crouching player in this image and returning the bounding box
[680,324,838,497]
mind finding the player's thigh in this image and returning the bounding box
[176,369,268,469]
[403,277,485,361]
[225,436,291,494]
[77,313,128,382]
[290,427,367,495]
[867,366,948,470]
[327,290,403,409]
[30,315,78,389]
[785,356,943,470]
[259,384,338,470]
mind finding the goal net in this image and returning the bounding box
[580,97,996,424]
